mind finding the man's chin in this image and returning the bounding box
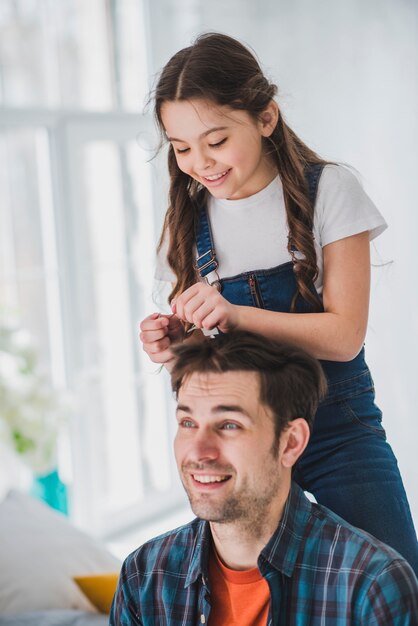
[186,496,240,523]
[186,495,223,521]
[191,509,230,523]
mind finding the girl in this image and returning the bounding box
[140,32,418,574]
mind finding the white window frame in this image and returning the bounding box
[0,107,185,537]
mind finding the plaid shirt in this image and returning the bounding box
[110,483,418,625]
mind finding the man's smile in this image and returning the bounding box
[192,473,231,484]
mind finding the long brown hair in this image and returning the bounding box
[154,32,328,311]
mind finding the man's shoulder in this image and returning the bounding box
[111,519,209,624]
[308,499,415,578]
[122,517,205,577]
[276,486,415,585]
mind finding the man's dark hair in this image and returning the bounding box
[170,330,327,440]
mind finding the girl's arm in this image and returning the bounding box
[172,231,371,362]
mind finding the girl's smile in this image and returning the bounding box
[161,98,278,200]
[202,168,231,187]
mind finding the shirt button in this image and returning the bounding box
[200,615,206,624]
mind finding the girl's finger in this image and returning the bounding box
[140,314,169,332]
[199,310,225,331]
[144,336,171,354]
[178,292,211,323]
[186,301,219,328]
[145,348,174,364]
[139,328,169,343]
[174,283,206,310]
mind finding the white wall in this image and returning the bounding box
[145,0,418,523]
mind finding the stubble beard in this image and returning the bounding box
[182,469,282,529]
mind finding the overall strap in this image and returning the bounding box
[305,163,325,208]
[194,200,219,280]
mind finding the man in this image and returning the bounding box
[110,331,418,625]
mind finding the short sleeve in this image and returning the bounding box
[314,165,388,248]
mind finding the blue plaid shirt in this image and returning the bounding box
[110,483,418,625]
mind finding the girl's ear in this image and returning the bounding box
[260,100,279,137]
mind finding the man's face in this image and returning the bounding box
[174,370,286,525]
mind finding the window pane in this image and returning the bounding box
[126,142,173,494]
[111,0,150,111]
[77,139,172,518]
[0,0,148,111]
[0,128,63,380]
[0,0,112,109]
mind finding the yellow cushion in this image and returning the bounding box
[73,573,119,613]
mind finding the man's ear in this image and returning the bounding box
[260,100,279,137]
[279,419,310,469]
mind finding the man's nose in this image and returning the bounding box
[191,429,220,463]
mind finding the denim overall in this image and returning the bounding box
[194,164,418,575]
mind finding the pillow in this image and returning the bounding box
[73,574,119,613]
[0,490,121,615]
[0,609,109,626]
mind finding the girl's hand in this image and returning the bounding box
[139,312,184,364]
[172,283,238,333]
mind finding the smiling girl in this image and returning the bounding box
[139,32,418,573]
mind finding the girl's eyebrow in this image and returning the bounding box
[167,126,229,142]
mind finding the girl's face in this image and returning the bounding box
[161,98,278,200]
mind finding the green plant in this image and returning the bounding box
[0,322,68,475]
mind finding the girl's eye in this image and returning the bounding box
[209,138,227,148]
[175,147,189,154]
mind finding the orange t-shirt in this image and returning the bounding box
[208,547,270,626]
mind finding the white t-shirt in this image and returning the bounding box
[155,164,387,294]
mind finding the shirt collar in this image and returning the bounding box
[259,482,313,577]
[184,482,312,586]
[185,518,212,588]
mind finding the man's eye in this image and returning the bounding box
[209,138,227,148]
[221,422,240,430]
[180,419,195,428]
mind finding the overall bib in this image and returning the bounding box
[194,164,418,575]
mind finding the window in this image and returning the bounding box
[0,0,184,537]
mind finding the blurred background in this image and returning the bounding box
[0,0,417,556]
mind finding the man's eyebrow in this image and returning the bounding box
[177,403,252,419]
[176,404,190,413]
[166,126,229,142]
[212,405,253,419]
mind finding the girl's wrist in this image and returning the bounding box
[231,304,245,331]
[164,359,175,373]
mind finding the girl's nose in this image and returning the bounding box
[195,149,215,172]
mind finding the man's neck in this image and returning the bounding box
[209,487,289,571]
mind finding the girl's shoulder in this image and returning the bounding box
[314,164,387,247]
[316,163,376,211]
[319,163,364,193]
